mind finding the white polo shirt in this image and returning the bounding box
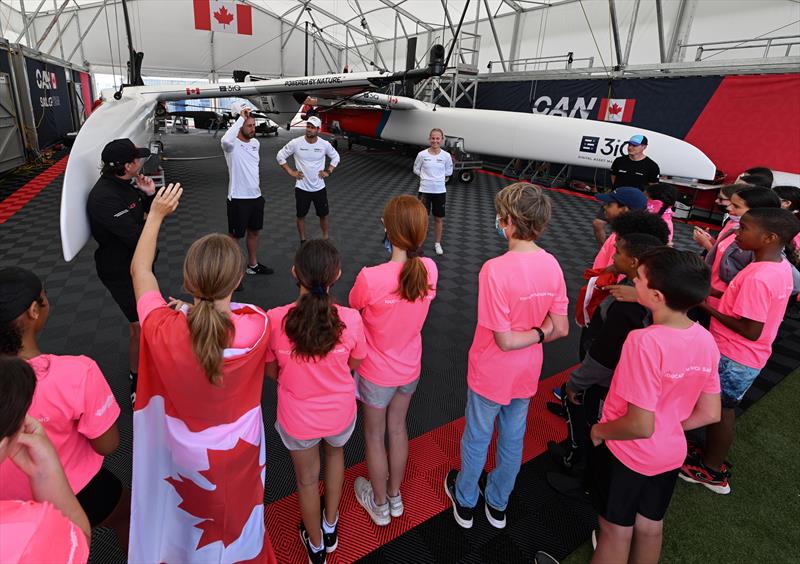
[413,148,454,194]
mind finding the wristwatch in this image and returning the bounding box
[534,327,545,344]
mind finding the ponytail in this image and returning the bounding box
[187,302,234,385]
[182,234,245,385]
[285,240,345,360]
[384,195,433,301]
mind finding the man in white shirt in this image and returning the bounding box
[276,116,340,242]
[221,106,273,277]
[413,128,454,255]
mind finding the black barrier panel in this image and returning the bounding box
[0,49,11,76]
[24,56,73,149]
[471,76,724,141]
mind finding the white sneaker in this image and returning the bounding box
[434,242,444,255]
[591,529,598,550]
[387,491,404,518]
[354,477,390,526]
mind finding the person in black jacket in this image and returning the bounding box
[86,139,154,405]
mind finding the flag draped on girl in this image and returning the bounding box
[129,302,276,563]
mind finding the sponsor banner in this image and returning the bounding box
[24,57,73,149]
[473,77,722,140]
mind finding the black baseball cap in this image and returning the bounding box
[101,139,150,167]
[0,267,42,323]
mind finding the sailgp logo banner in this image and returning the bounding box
[24,57,72,149]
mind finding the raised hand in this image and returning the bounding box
[149,183,183,219]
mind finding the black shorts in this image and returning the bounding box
[98,272,138,323]
[295,188,329,218]
[227,196,265,238]
[589,443,678,526]
[418,192,446,218]
[76,466,123,527]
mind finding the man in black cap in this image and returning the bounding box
[593,134,660,245]
[86,138,154,405]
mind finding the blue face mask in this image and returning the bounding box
[495,216,507,240]
[383,233,393,254]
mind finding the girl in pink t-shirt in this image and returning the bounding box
[0,356,91,564]
[445,183,570,531]
[704,188,782,308]
[0,267,127,549]
[266,239,366,562]
[349,195,438,527]
[692,183,752,251]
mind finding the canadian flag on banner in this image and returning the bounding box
[194,0,252,35]
[597,98,636,122]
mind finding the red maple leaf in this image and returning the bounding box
[213,6,235,27]
[166,438,263,549]
[608,102,623,115]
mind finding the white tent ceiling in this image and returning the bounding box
[0,0,797,80]
[0,0,535,78]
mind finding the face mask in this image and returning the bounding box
[495,216,507,240]
[383,233,393,254]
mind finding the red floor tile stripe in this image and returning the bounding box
[264,366,574,563]
[0,157,69,224]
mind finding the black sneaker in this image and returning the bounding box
[299,522,326,564]
[320,498,338,553]
[546,401,567,419]
[477,471,506,529]
[444,469,473,529]
[246,263,274,275]
[129,372,137,408]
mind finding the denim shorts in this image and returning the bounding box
[274,416,356,451]
[719,354,761,408]
[355,371,419,409]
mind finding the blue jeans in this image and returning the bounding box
[455,389,530,511]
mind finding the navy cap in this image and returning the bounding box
[596,186,648,210]
[628,134,648,147]
[101,138,150,167]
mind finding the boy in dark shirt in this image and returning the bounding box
[550,233,666,475]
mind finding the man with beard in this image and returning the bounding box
[221,106,273,280]
[277,116,340,243]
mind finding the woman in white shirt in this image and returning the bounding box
[413,129,454,256]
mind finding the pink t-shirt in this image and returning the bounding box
[602,324,721,476]
[708,229,738,308]
[468,249,569,405]
[592,233,617,270]
[646,200,674,243]
[710,260,793,369]
[137,291,264,348]
[0,500,89,564]
[266,303,367,439]
[0,355,119,500]
[348,258,438,386]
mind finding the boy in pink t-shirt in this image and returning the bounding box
[589,248,721,564]
[349,195,438,526]
[266,240,366,563]
[0,357,91,564]
[444,183,570,531]
[682,208,799,494]
[0,267,127,549]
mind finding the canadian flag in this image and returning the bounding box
[194,0,252,35]
[597,98,636,122]
[129,303,276,563]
